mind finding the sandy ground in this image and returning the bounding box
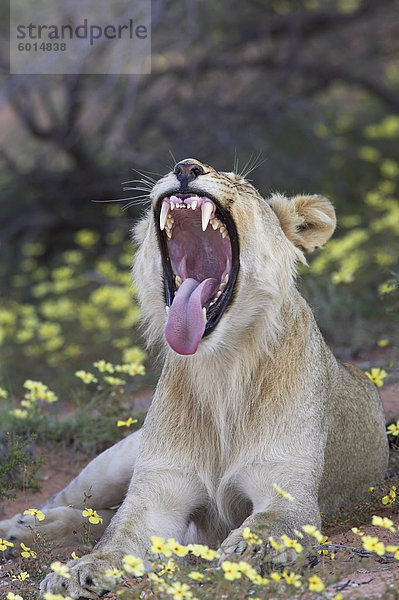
[0,383,398,598]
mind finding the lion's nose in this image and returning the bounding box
[174,162,204,182]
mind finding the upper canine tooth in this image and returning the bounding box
[201,201,213,231]
[160,200,169,231]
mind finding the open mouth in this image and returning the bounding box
[155,192,239,355]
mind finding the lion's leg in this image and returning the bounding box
[40,466,207,596]
[221,461,322,565]
[41,430,143,511]
[1,506,114,553]
[0,430,142,551]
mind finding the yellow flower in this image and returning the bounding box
[317,535,332,555]
[103,376,126,386]
[167,581,192,599]
[82,508,103,524]
[117,417,138,428]
[368,487,375,492]
[333,594,343,600]
[387,421,399,436]
[242,526,262,545]
[195,545,219,560]
[268,536,284,550]
[301,524,323,542]
[167,538,189,557]
[105,568,123,579]
[0,538,14,551]
[158,558,177,576]
[294,529,304,538]
[382,486,397,507]
[372,515,396,532]
[151,536,172,557]
[281,534,303,553]
[24,508,45,521]
[115,362,145,376]
[23,380,58,402]
[362,535,386,556]
[377,339,389,347]
[188,571,204,581]
[12,571,30,581]
[0,387,8,399]
[123,346,147,364]
[351,527,364,536]
[71,552,79,559]
[7,593,24,600]
[365,367,388,387]
[50,561,70,578]
[93,359,115,373]
[386,545,399,559]
[20,542,37,558]
[272,483,295,501]
[308,574,325,592]
[43,594,74,600]
[75,370,98,384]
[238,561,269,584]
[221,560,241,581]
[282,569,301,587]
[122,554,145,576]
[270,572,282,582]
[10,408,28,419]
[74,229,99,247]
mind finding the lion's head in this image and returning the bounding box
[133,158,336,356]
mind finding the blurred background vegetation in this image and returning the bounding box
[0,0,398,401]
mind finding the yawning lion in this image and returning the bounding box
[0,159,388,598]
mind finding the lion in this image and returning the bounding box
[0,159,388,598]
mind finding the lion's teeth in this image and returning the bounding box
[224,274,229,284]
[160,201,169,231]
[201,201,213,231]
[202,307,207,323]
[170,201,175,210]
[191,200,198,210]
[165,305,170,315]
[175,275,182,288]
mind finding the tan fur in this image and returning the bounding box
[1,159,388,598]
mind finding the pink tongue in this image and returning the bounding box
[165,278,219,355]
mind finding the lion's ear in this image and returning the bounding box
[268,193,336,252]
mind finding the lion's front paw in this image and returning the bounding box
[40,554,117,599]
[221,527,297,570]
